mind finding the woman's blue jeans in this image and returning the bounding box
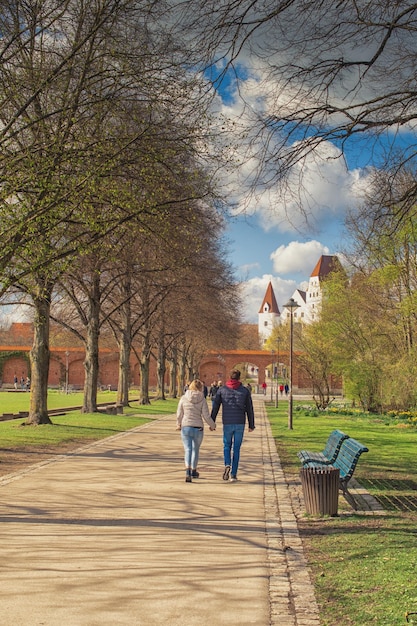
[181,426,204,468]
[223,423,245,477]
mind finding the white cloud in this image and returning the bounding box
[270,241,330,275]
[208,46,371,325]
[214,79,371,237]
[232,138,368,235]
[238,243,346,323]
[238,261,261,277]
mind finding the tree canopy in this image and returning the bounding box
[176,0,417,225]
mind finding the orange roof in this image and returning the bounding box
[258,281,280,314]
[310,255,342,279]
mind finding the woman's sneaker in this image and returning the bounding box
[185,469,192,482]
[191,470,199,478]
[229,475,237,482]
[223,465,231,481]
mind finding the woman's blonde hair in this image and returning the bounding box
[189,379,203,392]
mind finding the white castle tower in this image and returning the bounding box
[258,281,280,346]
[280,254,344,324]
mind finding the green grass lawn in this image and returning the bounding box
[0,391,179,447]
[0,389,139,413]
[265,400,417,626]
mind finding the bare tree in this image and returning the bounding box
[343,168,417,408]
[177,1,417,224]
[0,0,220,422]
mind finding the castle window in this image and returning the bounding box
[264,321,268,327]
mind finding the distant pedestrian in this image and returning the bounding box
[20,376,25,389]
[176,379,216,483]
[284,383,289,396]
[13,375,18,389]
[209,381,218,405]
[279,384,284,396]
[211,369,255,483]
[261,381,267,395]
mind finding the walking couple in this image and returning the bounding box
[176,369,255,483]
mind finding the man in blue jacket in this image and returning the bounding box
[211,368,255,482]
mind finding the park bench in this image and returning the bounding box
[102,404,124,415]
[297,429,350,465]
[304,437,369,509]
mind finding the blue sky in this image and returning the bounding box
[213,69,416,324]
[215,110,366,323]
[224,130,415,324]
[2,16,414,331]
[225,209,346,324]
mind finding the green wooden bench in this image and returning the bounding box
[297,429,350,465]
[304,437,369,509]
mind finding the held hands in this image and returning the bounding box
[176,425,181,431]
[249,428,255,432]
[209,426,216,431]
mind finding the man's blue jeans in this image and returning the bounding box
[181,426,204,468]
[223,423,245,477]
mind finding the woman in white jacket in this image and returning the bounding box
[176,379,216,482]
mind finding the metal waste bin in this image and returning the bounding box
[300,466,340,516]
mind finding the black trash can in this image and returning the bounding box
[300,466,340,516]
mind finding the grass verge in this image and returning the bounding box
[265,400,417,626]
[0,394,179,448]
[0,389,144,413]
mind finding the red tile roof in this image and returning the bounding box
[258,281,280,314]
[310,255,342,279]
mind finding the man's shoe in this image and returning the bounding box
[223,465,231,481]
[191,469,199,478]
[229,475,237,482]
[185,469,192,483]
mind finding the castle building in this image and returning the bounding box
[260,254,343,341]
[303,254,343,322]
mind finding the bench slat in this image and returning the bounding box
[297,430,349,465]
[333,437,368,481]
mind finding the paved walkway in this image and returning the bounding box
[0,395,320,626]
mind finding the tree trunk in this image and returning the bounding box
[139,330,152,405]
[116,274,132,406]
[312,381,330,410]
[155,338,166,400]
[82,275,100,413]
[139,354,151,405]
[168,346,178,398]
[27,291,52,425]
[117,332,131,406]
[178,349,187,396]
